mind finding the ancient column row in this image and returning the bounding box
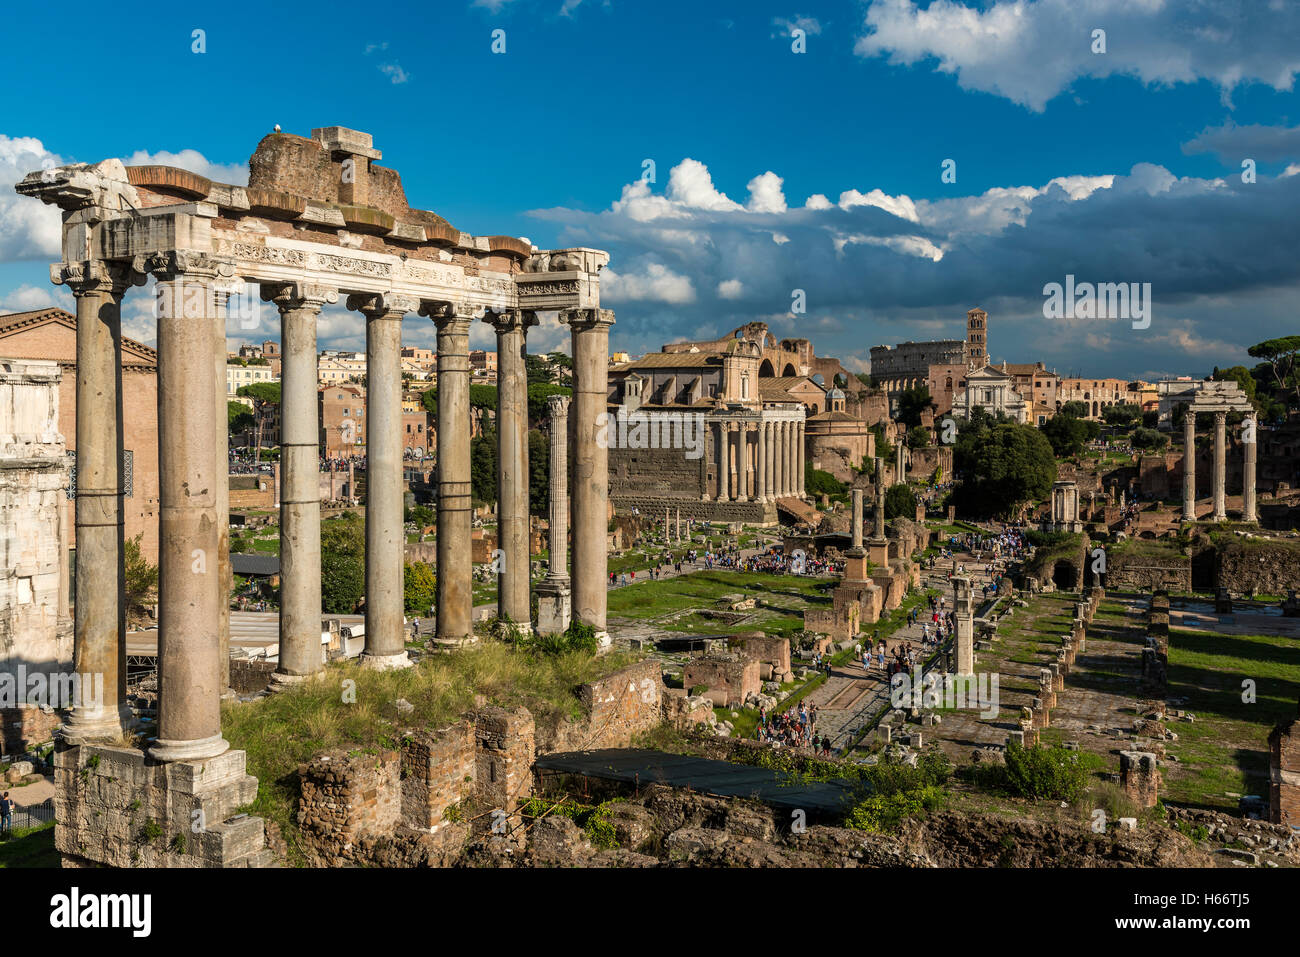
[713,418,804,502]
[60,261,615,759]
[1181,410,1258,524]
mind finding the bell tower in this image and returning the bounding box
[965,307,988,370]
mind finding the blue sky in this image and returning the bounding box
[3,0,1299,379]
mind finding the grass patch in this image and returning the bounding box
[0,822,58,868]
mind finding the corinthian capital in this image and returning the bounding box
[559,307,615,330]
[546,394,571,419]
[262,282,339,313]
[52,259,146,297]
[483,308,538,335]
[347,291,418,319]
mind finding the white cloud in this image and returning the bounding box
[717,279,745,299]
[0,283,69,313]
[855,0,1300,112]
[0,135,66,261]
[772,15,823,38]
[119,148,248,186]
[602,263,696,304]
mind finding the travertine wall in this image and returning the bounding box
[0,358,72,737]
[683,654,761,707]
[540,659,664,752]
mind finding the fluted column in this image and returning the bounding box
[756,418,767,502]
[785,420,797,497]
[265,283,336,685]
[1243,415,1258,524]
[563,308,614,642]
[1212,410,1227,521]
[486,309,536,629]
[790,421,800,496]
[545,396,570,579]
[716,421,729,501]
[56,260,141,743]
[732,425,745,502]
[350,292,415,668]
[765,421,776,501]
[424,302,476,645]
[1182,409,1196,522]
[150,262,229,762]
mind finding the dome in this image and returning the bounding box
[825,387,846,400]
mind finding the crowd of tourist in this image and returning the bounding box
[757,701,831,755]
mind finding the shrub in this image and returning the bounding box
[845,785,945,832]
[1002,743,1091,801]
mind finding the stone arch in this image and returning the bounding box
[782,363,797,377]
[1052,558,1081,591]
[759,358,775,377]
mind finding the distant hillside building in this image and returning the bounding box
[871,307,990,414]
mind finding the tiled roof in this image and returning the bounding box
[622,352,722,370]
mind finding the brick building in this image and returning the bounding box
[320,384,366,459]
[0,308,161,563]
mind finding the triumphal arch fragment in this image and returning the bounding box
[17,127,613,865]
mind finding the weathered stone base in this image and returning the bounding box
[54,742,273,868]
[535,578,572,635]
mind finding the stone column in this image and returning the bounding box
[953,575,974,677]
[715,421,729,501]
[1212,410,1227,522]
[266,283,336,686]
[210,289,233,694]
[756,418,767,502]
[790,421,800,496]
[536,395,571,635]
[732,426,746,502]
[563,308,614,643]
[873,459,887,540]
[150,264,228,762]
[786,420,797,497]
[1243,415,1258,524]
[745,427,756,500]
[851,487,863,549]
[57,261,140,742]
[350,293,415,668]
[424,302,476,645]
[1182,409,1196,522]
[766,421,776,501]
[486,309,535,629]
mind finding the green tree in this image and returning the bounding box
[870,423,894,462]
[123,533,158,626]
[470,427,497,503]
[321,512,365,613]
[1247,335,1300,407]
[906,425,930,448]
[527,383,572,427]
[403,561,437,614]
[1101,403,1140,426]
[953,423,1057,519]
[236,381,281,464]
[884,483,917,520]
[805,462,846,498]
[896,386,934,428]
[1059,400,1089,419]
[1129,426,1167,451]
[528,428,550,516]
[1039,414,1093,457]
[228,401,254,438]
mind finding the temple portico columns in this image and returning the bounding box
[349,292,416,669]
[766,422,777,501]
[56,260,142,743]
[772,422,784,498]
[786,420,797,497]
[1212,410,1227,522]
[1182,410,1196,522]
[716,421,729,501]
[424,302,476,645]
[745,427,756,499]
[756,418,768,502]
[150,260,231,762]
[733,425,746,502]
[790,421,800,496]
[486,309,536,629]
[266,283,337,685]
[1243,416,1258,524]
[562,308,614,642]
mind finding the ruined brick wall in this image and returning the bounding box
[1269,712,1300,827]
[298,749,401,865]
[1216,540,1300,595]
[400,721,475,831]
[1107,545,1192,591]
[728,633,791,681]
[229,658,276,696]
[1,705,60,754]
[610,445,706,500]
[536,659,663,753]
[474,707,534,817]
[683,654,761,707]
